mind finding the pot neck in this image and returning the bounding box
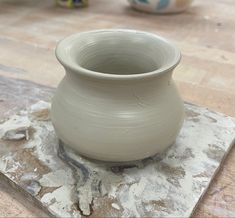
[64,67,175,95]
[65,66,174,84]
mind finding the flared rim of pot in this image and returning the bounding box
[55,29,181,80]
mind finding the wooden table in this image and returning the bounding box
[0,0,234,217]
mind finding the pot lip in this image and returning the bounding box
[55,29,181,80]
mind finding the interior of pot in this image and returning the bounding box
[58,30,180,76]
[77,46,159,75]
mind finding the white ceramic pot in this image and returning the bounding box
[128,0,193,14]
[51,29,184,162]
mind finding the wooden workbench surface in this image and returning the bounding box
[0,0,234,217]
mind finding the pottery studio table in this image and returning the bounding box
[0,0,234,217]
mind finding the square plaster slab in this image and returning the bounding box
[0,101,234,217]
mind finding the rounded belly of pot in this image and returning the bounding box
[51,81,184,162]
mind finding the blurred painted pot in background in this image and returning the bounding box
[51,29,184,162]
[128,0,193,13]
[56,0,88,8]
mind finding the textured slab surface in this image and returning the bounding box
[0,101,234,217]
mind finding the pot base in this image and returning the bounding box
[58,139,168,165]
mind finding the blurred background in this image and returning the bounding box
[0,0,234,116]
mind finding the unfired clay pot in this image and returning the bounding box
[51,29,184,162]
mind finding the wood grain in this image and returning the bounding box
[0,0,234,217]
